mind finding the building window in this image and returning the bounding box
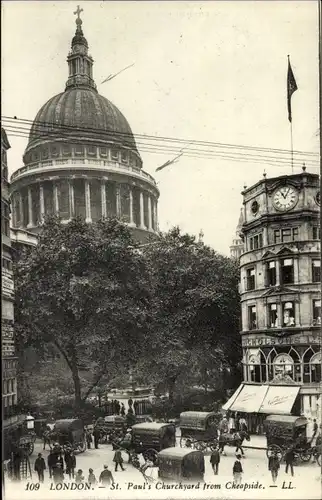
[2,258,12,270]
[274,227,298,244]
[111,149,119,161]
[121,150,128,164]
[248,305,257,330]
[246,268,255,290]
[87,146,96,156]
[273,353,294,379]
[282,301,295,327]
[310,352,322,383]
[75,145,84,156]
[51,145,59,157]
[42,147,49,159]
[268,303,278,328]
[1,201,10,237]
[62,145,71,157]
[313,300,321,326]
[281,258,294,284]
[266,261,277,286]
[249,233,263,250]
[313,226,320,240]
[99,147,107,158]
[312,260,321,283]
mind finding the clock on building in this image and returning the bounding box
[272,186,299,212]
[315,191,320,206]
[251,200,259,215]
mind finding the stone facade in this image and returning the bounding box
[239,169,321,419]
[1,128,18,417]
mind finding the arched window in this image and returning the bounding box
[310,352,321,383]
[289,347,301,382]
[247,349,267,383]
[273,353,294,379]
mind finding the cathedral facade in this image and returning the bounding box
[10,13,159,242]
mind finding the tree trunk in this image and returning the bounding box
[71,365,82,411]
[167,376,177,404]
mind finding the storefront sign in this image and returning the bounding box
[2,272,14,297]
[242,334,320,347]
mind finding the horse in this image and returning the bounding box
[219,430,250,456]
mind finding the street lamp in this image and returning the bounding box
[25,414,34,430]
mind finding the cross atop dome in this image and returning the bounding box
[74,5,83,29]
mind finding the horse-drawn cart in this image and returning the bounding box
[179,411,219,451]
[264,415,315,463]
[52,419,86,453]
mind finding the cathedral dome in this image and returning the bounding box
[25,88,138,154]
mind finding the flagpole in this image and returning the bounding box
[290,120,294,173]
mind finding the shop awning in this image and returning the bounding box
[222,384,269,413]
[259,385,300,414]
[222,384,243,411]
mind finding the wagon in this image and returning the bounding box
[158,447,205,482]
[179,411,219,450]
[120,422,176,464]
[264,414,313,463]
[52,419,86,453]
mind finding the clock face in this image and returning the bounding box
[272,186,299,211]
[251,200,259,215]
[316,191,320,206]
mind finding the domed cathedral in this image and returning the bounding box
[10,10,159,243]
[223,168,321,429]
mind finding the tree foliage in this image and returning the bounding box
[14,216,151,409]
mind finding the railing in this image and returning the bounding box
[10,158,157,186]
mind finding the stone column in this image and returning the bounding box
[101,181,107,218]
[276,260,281,286]
[154,200,158,231]
[129,187,135,226]
[148,195,152,230]
[85,180,92,223]
[139,191,145,229]
[39,183,45,222]
[68,180,75,219]
[27,187,33,228]
[53,183,59,214]
[18,192,23,227]
[116,185,121,218]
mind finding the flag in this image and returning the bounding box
[287,56,298,122]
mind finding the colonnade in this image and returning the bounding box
[12,178,158,231]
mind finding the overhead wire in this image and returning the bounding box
[2,114,319,158]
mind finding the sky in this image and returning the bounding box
[2,1,320,256]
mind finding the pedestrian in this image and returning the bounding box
[93,427,100,449]
[128,397,133,409]
[75,469,85,484]
[268,451,280,483]
[34,453,46,483]
[210,446,220,475]
[310,419,319,446]
[239,416,248,433]
[88,468,97,486]
[121,403,126,417]
[233,454,243,484]
[234,430,245,457]
[47,449,56,479]
[113,449,125,471]
[219,432,226,455]
[99,465,114,487]
[52,462,64,485]
[115,400,120,415]
[229,413,236,434]
[285,448,295,477]
[65,448,76,480]
[86,429,92,449]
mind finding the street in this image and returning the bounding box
[4,437,321,500]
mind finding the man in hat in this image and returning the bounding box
[232,454,243,484]
[268,450,280,484]
[34,453,46,483]
[210,445,221,475]
[99,465,114,487]
[113,449,125,471]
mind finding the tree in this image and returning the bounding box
[14,216,151,410]
[141,227,241,401]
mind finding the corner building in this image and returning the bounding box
[1,128,18,417]
[10,15,159,242]
[224,169,321,427]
